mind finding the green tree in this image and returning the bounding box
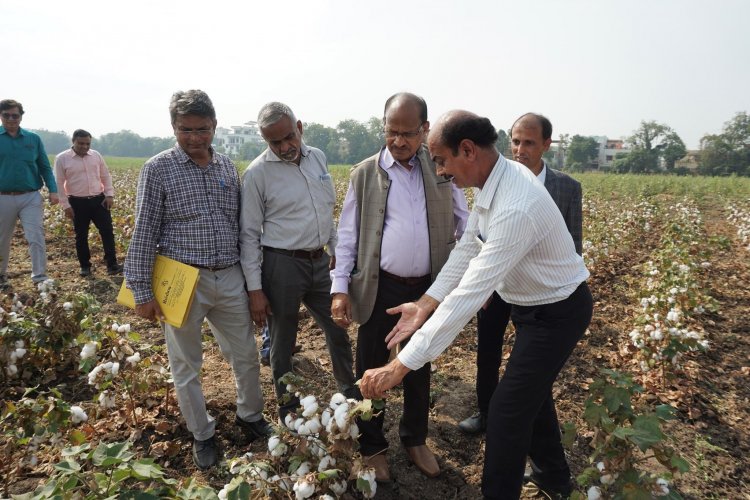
[699,111,750,176]
[32,129,70,155]
[565,135,599,170]
[624,120,687,172]
[336,119,380,164]
[238,141,266,161]
[495,129,510,156]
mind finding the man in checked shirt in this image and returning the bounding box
[124,90,272,470]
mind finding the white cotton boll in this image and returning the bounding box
[666,309,680,323]
[87,365,102,385]
[63,302,73,311]
[325,418,336,434]
[117,324,129,333]
[300,395,317,409]
[701,261,711,268]
[686,331,700,339]
[587,486,602,500]
[111,362,120,376]
[679,264,690,273]
[286,384,296,393]
[125,352,141,366]
[285,413,296,429]
[600,474,615,485]
[330,480,347,495]
[628,330,640,341]
[294,418,306,432]
[358,469,377,499]
[13,348,26,360]
[295,461,312,475]
[80,342,97,360]
[699,340,710,350]
[596,461,605,472]
[98,390,116,409]
[329,393,347,409]
[654,478,670,496]
[644,324,654,333]
[14,340,24,349]
[334,403,349,429]
[302,402,319,418]
[217,485,229,500]
[349,422,359,439]
[111,322,120,332]
[640,361,650,372]
[271,442,288,457]
[7,364,18,376]
[318,455,336,472]
[268,435,281,451]
[70,406,88,424]
[650,329,663,341]
[9,351,18,363]
[320,409,331,427]
[292,477,315,499]
[320,495,335,500]
[305,417,322,434]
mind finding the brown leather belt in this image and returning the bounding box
[0,190,35,195]
[68,193,104,200]
[263,246,326,260]
[380,270,430,286]
[193,263,235,271]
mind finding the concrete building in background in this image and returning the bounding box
[214,121,264,156]
[595,137,630,170]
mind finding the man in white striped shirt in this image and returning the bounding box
[360,110,593,499]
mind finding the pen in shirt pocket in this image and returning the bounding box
[320,173,331,182]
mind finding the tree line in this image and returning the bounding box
[31,111,748,176]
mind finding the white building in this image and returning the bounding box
[595,136,630,170]
[214,121,265,156]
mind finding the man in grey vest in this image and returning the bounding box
[331,93,469,481]
[458,113,583,434]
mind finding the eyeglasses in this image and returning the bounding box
[1,113,21,120]
[175,128,213,137]
[383,125,423,140]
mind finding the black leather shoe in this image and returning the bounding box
[236,416,274,441]
[192,436,218,469]
[80,266,92,277]
[107,264,123,275]
[524,471,573,499]
[458,411,487,434]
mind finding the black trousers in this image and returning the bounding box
[356,272,431,456]
[68,194,117,269]
[482,282,593,500]
[476,292,512,414]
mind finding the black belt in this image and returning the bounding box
[193,263,235,271]
[68,193,104,200]
[0,190,35,195]
[263,246,326,260]
[380,270,431,286]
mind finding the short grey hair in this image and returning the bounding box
[169,90,216,125]
[257,102,296,129]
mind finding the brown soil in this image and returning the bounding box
[1,199,749,499]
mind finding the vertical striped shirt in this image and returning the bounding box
[124,145,242,304]
[398,155,589,370]
[239,143,337,291]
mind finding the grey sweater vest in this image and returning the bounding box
[348,145,457,324]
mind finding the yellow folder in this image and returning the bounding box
[117,255,200,328]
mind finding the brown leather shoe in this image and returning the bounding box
[405,445,440,478]
[363,453,391,482]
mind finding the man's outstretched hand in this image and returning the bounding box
[360,359,411,399]
[384,295,439,350]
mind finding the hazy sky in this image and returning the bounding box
[7,0,749,149]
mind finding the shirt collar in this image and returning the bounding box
[263,142,311,163]
[0,126,24,137]
[475,154,509,211]
[70,148,93,157]
[174,143,216,166]
[378,146,421,171]
[537,161,547,184]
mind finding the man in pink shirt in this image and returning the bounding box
[54,129,122,276]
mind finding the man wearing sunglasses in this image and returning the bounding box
[0,99,59,290]
[330,93,468,481]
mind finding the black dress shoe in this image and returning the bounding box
[107,264,124,275]
[524,471,573,499]
[458,411,487,434]
[192,436,218,469]
[236,416,274,441]
[79,266,92,277]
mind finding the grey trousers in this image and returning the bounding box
[0,191,48,282]
[163,264,265,441]
[262,250,355,409]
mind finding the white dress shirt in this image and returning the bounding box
[398,155,589,370]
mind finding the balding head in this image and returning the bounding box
[511,113,552,141]
[431,110,498,155]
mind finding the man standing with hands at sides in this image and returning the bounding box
[124,90,272,470]
[0,99,58,290]
[54,130,123,277]
[240,102,356,419]
[330,93,469,480]
[458,113,582,437]
[360,110,592,500]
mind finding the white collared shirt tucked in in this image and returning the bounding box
[240,144,337,290]
[398,155,589,370]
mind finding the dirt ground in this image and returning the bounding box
[2,201,749,499]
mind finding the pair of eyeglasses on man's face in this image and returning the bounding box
[175,128,213,137]
[1,113,21,120]
[383,125,423,140]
